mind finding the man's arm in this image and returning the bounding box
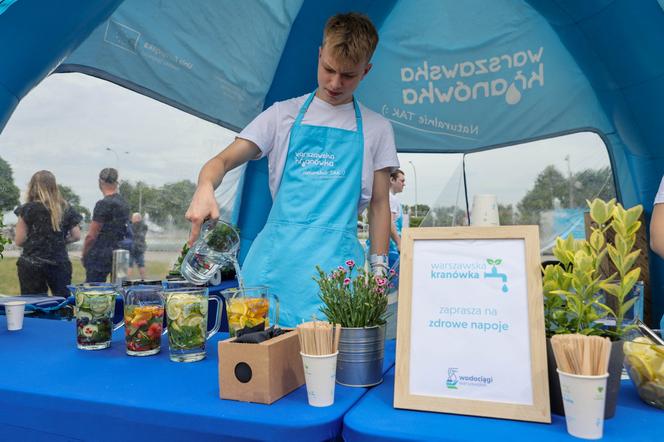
[185,138,261,245]
[368,168,391,258]
[82,221,102,258]
[650,203,664,258]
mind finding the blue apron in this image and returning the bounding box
[241,92,365,327]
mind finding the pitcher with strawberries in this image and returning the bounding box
[123,285,165,356]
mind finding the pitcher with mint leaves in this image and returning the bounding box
[180,220,240,285]
[163,286,222,362]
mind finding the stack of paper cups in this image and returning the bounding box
[557,369,609,439]
[301,351,338,407]
[471,194,499,226]
[5,301,26,331]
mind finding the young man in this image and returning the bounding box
[82,168,131,282]
[388,169,405,269]
[186,13,399,326]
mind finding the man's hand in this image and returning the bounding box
[185,183,219,246]
[185,138,261,246]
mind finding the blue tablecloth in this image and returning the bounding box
[0,317,395,441]
[343,367,663,441]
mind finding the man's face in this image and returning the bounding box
[316,45,371,105]
[391,174,405,193]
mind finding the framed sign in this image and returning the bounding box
[394,226,550,423]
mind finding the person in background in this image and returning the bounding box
[388,169,405,272]
[82,167,130,282]
[14,170,82,296]
[186,13,399,326]
[128,212,147,279]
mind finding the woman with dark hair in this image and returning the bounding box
[14,170,82,295]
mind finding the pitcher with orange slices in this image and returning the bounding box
[222,286,279,337]
[123,285,165,356]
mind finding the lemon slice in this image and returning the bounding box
[89,295,112,314]
[228,300,248,316]
[184,315,204,328]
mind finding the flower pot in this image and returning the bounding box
[336,325,386,387]
[547,337,624,419]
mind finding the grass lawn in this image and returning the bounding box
[0,257,172,295]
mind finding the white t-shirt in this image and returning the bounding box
[239,93,399,212]
[655,176,664,205]
[389,192,402,218]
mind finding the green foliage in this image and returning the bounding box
[169,242,190,276]
[542,198,643,339]
[120,179,196,228]
[58,184,91,222]
[0,156,20,211]
[409,216,424,227]
[315,260,392,327]
[517,165,615,225]
[0,213,11,258]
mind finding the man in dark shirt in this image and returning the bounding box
[82,168,130,282]
[128,212,148,279]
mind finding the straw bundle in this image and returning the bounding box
[550,334,612,376]
[297,320,340,356]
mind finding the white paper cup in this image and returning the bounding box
[557,369,608,439]
[471,194,499,226]
[5,301,26,331]
[301,351,338,407]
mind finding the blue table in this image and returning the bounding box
[0,317,395,441]
[343,367,663,441]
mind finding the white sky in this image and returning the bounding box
[0,73,612,222]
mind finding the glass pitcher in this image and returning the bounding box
[73,283,123,350]
[123,284,164,356]
[222,286,279,337]
[163,286,222,362]
[180,220,240,285]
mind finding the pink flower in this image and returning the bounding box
[389,269,397,276]
[337,265,346,272]
[375,287,385,294]
[375,276,387,286]
[343,278,351,286]
[345,259,355,269]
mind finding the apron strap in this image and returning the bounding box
[294,91,363,134]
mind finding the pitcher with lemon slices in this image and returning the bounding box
[222,286,279,337]
[163,286,222,362]
[74,283,123,350]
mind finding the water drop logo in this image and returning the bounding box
[505,82,522,105]
[484,258,509,293]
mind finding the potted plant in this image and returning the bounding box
[542,198,644,418]
[315,259,393,387]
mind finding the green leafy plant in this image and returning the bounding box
[0,213,10,258]
[315,259,393,328]
[204,222,239,252]
[169,242,190,276]
[542,198,643,339]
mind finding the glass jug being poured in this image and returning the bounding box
[180,220,241,285]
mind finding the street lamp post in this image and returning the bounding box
[408,160,418,218]
[105,147,129,170]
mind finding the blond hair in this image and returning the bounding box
[27,170,66,231]
[322,12,378,65]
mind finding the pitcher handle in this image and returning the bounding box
[113,295,124,331]
[271,293,280,327]
[207,294,222,339]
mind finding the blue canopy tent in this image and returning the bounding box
[1,0,664,323]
